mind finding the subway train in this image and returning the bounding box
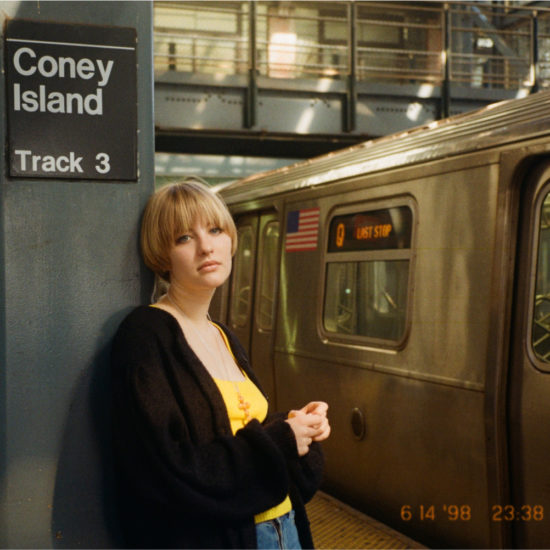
[210,89,550,549]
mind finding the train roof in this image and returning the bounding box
[219,89,550,204]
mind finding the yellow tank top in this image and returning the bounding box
[212,323,292,524]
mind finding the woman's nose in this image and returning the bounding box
[197,233,214,254]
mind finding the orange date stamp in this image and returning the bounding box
[401,504,472,521]
[400,504,544,522]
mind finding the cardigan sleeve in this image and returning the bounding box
[287,441,325,503]
[262,412,325,505]
[110,309,302,523]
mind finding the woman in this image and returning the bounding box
[110,180,330,549]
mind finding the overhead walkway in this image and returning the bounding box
[153,1,550,159]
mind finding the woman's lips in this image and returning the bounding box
[198,261,220,272]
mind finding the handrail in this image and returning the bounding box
[153,1,550,92]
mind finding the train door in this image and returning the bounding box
[508,163,550,548]
[229,212,280,401]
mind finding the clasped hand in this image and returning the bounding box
[285,401,331,456]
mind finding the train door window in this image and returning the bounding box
[256,221,280,331]
[230,225,254,328]
[324,263,356,334]
[531,189,550,367]
[323,203,414,347]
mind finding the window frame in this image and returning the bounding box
[229,223,255,329]
[255,219,280,333]
[319,196,416,350]
[527,180,550,372]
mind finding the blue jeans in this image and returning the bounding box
[255,510,302,550]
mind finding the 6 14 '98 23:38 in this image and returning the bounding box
[400,504,544,522]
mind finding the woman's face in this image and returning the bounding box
[168,219,233,293]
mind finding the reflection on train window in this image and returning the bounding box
[257,222,280,331]
[532,191,550,363]
[324,261,409,341]
[230,225,254,328]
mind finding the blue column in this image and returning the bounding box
[0,2,154,547]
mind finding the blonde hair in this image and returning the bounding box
[141,179,237,285]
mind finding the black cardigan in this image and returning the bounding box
[110,306,324,549]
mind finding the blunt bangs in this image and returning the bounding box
[169,185,232,242]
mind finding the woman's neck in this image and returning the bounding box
[164,283,213,325]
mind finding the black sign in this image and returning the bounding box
[5,19,137,180]
[328,206,413,252]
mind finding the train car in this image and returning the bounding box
[212,89,550,549]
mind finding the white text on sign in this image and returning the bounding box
[11,47,114,116]
[14,150,111,175]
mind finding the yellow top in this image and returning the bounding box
[212,323,292,524]
[214,375,267,433]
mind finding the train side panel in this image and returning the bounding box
[220,91,550,549]
[274,158,500,548]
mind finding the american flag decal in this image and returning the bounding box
[285,208,321,252]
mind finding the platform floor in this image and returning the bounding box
[306,492,427,549]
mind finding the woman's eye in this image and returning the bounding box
[210,227,223,235]
[176,234,191,244]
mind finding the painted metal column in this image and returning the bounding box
[245,1,258,129]
[441,3,451,119]
[0,2,154,548]
[345,1,357,133]
[531,10,540,94]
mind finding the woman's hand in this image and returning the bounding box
[285,401,331,456]
[299,401,331,442]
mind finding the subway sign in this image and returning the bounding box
[5,19,137,180]
[328,206,413,252]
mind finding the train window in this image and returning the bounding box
[323,204,413,346]
[256,221,280,332]
[324,260,410,340]
[532,192,550,364]
[230,225,254,328]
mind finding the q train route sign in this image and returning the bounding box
[5,19,137,181]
